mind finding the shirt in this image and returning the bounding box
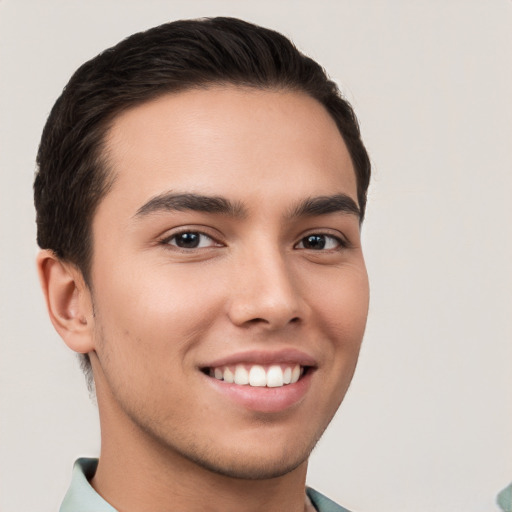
[60,458,353,512]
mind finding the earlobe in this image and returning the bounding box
[36,250,95,354]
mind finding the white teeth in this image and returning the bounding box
[249,365,267,387]
[234,365,249,385]
[223,367,234,383]
[266,365,284,388]
[290,364,301,384]
[209,363,305,387]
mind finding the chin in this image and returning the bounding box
[179,444,311,481]
[160,421,325,481]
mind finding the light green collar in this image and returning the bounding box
[60,458,116,512]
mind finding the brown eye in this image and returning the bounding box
[296,234,343,250]
[166,232,217,249]
[303,235,326,249]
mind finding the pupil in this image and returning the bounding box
[176,232,200,248]
[305,235,325,249]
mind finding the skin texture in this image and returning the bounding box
[38,86,369,512]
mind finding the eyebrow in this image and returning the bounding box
[134,192,247,219]
[287,194,361,220]
[134,191,360,221]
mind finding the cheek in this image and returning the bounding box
[309,265,369,349]
[91,262,228,361]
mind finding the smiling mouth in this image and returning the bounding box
[202,364,308,388]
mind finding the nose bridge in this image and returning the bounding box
[228,242,304,328]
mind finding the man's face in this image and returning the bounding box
[88,86,369,479]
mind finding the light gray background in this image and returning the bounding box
[1,1,511,511]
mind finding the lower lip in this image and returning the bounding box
[203,370,314,413]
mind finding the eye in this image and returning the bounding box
[295,234,344,250]
[164,231,218,249]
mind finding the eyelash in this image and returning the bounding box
[160,230,348,252]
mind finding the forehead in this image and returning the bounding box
[101,86,357,216]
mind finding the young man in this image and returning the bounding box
[35,17,371,512]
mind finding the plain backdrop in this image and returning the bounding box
[0,1,511,511]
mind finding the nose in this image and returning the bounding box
[227,248,307,330]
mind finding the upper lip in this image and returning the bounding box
[200,348,318,369]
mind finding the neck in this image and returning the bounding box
[91,377,309,512]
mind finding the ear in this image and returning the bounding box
[36,249,95,354]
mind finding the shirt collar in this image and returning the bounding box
[60,458,117,512]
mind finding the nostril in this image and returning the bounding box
[246,317,266,325]
[246,316,300,326]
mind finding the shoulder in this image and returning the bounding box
[306,487,354,512]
